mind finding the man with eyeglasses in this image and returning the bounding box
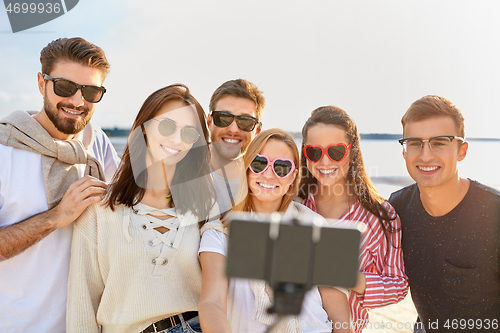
[207,79,265,214]
[389,95,500,332]
[0,38,120,332]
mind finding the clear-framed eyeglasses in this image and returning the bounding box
[399,135,465,154]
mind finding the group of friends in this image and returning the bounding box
[0,37,498,333]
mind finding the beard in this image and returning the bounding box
[211,139,242,162]
[43,94,92,135]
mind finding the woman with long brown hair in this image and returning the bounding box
[297,106,408,333]
[198,128,352,333]
[67,84,214,333]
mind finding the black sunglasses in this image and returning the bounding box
[43,73,106,103]
[211,111,259,132]
[153,118,200,144]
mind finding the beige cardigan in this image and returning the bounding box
[67,202,204,333]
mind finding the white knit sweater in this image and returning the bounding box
[67,202,204,333]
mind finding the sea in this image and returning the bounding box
[109,136,500,199]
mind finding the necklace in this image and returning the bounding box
[161,160,172,201]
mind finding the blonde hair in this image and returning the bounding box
[224,128,299,221]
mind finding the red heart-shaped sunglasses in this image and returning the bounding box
[303,143,352,163]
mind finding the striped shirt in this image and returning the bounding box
[303,193,408,333]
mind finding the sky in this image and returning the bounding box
[1,0,499,138]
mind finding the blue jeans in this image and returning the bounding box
[140,315,202,333]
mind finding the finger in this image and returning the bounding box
[80,176,108,189]
[66,174,97,189]
[68,191,105,215]
[70,179,108,195]
[80,194,104,208]
[75,186,108,201]
[60,186,107,210]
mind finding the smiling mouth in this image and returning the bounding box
[258,182,278,189]
[222,138,241,144]
[62,107,84,116]
[318,168,338,175]
[418,166,439,172]
[161,144,181,155]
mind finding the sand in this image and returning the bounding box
[366,290,418,333]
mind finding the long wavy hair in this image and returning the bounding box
[297,106,398,248]
[227,128,300,218]
[105,84,214,223]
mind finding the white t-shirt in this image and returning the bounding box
[0,124,120,333]
[199,228,332,333]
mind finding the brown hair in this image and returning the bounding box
[40,37,110,79]
[402,95,465,138]
[228,128,299,216]
[105,84,214,222]
[209,79,265,119]
[297,106,398,252]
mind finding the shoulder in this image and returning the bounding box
[0,143,42,178]
[388,183,419,212]
[470,180,500,199]
[0,143,16,164]
[380,199,398,217]
[289,201,325,223]
[200,219,226,235]
[75,202,125,227]
[0,142,38,159]
[467,180,500,214]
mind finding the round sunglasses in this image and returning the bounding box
[152,118,200,145]
[43,73,106,103]
[303,143,352,163]
[249,154,296,178]
[211,111,259,132]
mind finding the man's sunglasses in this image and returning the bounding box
[43,73,106,103]
[211,111,259,132]
[152,118,200,145]
[303,143,352,163]
[250,154,296,178]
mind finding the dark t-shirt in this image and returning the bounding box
[389,180,500,332]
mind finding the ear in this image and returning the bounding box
[37,72,46,95]
[402,147,406,160]
[457,141,468,162]
[207,113,213,128]
[255,122,262,135]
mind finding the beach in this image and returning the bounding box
[367,292,418,333]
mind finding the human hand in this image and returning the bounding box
[49,175,108,229]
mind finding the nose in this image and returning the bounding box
[67,88,85,107]
[226,118,240,134]
[419,141,434,161]
[167,127,183,145]
[262,164,275,178]
[318,151,330,165]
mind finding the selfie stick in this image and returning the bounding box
[265,214,317,316]
[225,212,361,333]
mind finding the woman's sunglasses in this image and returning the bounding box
[211,111,259,132]
[152,118,200,145]
[303,143,352,163]
[43,73,106,103]
[249,154,296,178]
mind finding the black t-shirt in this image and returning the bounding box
[389,180,500,332]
